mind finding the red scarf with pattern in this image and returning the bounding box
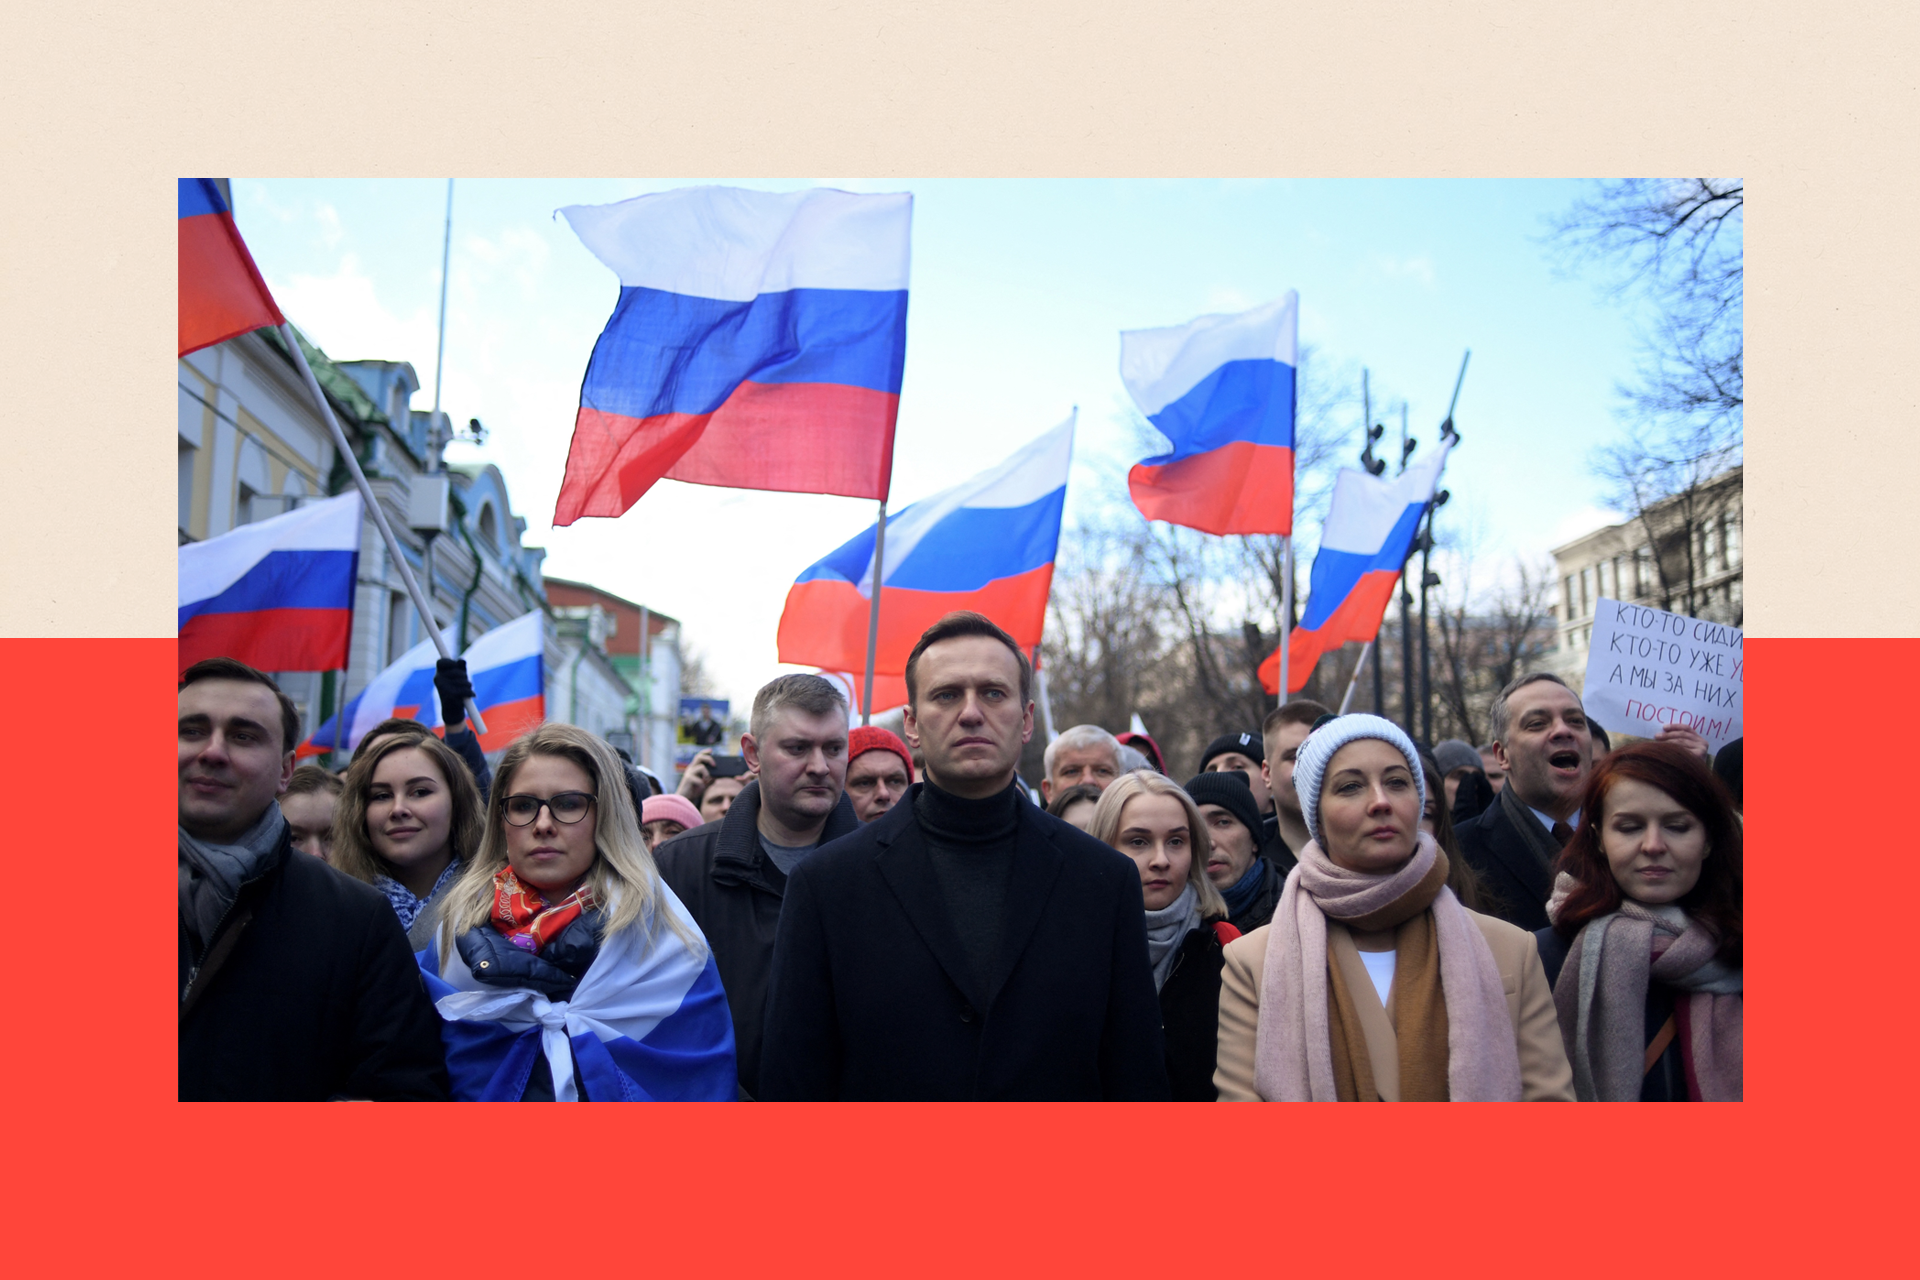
[488,868,597,954]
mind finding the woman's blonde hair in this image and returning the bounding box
[331,732,485,888]
[1088,770,1228,919]
[433,723,703,967]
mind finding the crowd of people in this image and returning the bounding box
[179,610,1743,1101]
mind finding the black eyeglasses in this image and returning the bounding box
[501,792,596,826]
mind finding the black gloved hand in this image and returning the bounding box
[434,658,475,731]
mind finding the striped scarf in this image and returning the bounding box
[490,868,598,954]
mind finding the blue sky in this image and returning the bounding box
[233,178,1655,701]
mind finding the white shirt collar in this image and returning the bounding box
[1528,804,1580,833]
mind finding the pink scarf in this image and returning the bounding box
[1254,833,1523,1101]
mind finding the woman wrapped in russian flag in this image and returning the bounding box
[419,724,737,1100]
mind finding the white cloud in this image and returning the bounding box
[1375,254,1436,287]
[264,253,438,374]
[315,203,346,251]
[1549,503,1628,548]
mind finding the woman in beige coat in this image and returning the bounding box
[1215,715,1572,1101]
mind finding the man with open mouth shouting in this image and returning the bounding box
[1454,673,1596,933]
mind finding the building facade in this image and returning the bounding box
[1550,466,1743,688]
[544,577,683,774]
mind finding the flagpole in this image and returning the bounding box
[1278,536,1293,706]
[278,323,487,736]
[1277,327,1297,708]
[1032,647,1058,743]
[860,498,887,726]
[1338,640,1373,715]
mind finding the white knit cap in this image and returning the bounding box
[1294,714,1427,847]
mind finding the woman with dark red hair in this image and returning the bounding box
[1536,741,1742,1101]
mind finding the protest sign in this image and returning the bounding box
[1581,598,1742,749]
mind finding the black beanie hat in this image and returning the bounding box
[1197,730,1264,772]
[1184,771,1264,848]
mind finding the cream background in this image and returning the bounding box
[0,1,1910,638]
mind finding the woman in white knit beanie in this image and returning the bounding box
[1213,714,1574,1101]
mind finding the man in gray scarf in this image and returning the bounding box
[179,658,446,1100]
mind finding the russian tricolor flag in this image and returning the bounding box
[179,179,285,357]
[777,417,1074,680]
[552,186,912,526]
[1259,445,1450,695]
[1120,292,1297,536]
[301,609,547,757]
[178,492,360,678]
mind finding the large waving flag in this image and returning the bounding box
[178,492,359,677]
[300,609,546,757]
[1259,445,1450,695]
[777,417,1074,680]
[421,884,737,1101]
[553,186,912,526]
[179,179,285,357]
[1120,292,1297,535]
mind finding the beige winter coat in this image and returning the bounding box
[1214,909,1575,1101]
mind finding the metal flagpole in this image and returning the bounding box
[1033,647,1058,742]
[1277,350,1297,707]
[860,498,888,725]
[1338,640,1373,715]
[278,323,487,735]
[1278,537,1293,706]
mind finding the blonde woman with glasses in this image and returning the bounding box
[420,724,736,1101]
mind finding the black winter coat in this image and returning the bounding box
[758,783,1170,1101]
[1533,926,1688,1102]
[1159,921,1231,1101]
[1453,795,1554,932]
[652,779,860,1100]
[179,825,449,1101]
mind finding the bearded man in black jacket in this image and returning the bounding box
[759,612,1169,1101]
[178,658,447,1101]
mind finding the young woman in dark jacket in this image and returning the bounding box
[1536,741,1742,1101]
[1090,770,1238,1101]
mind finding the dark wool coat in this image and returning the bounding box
[179,826,449,1101]
[653,779,860,1100]
[1453,794,1555,933]
[1159,922,1232,1101]
[758,783,1170,1101]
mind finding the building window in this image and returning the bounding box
[479,502,499,550]
[388,592,413,664]
[1726,516,1741,567]
[1563,577,1575,622]
[1704,520,1720,573]
[1581,566,1595,616]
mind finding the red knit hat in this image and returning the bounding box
[847,725,915,782]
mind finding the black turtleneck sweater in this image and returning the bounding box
[913,778,1022,1004]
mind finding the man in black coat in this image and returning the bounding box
[1453,673,1596,932]
[178,658,447,1101]
[759,612,1169,1101]
[654,674,860,1099]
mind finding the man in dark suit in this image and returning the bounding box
[1453,673,1596,932]
[758,611,1169,1101]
